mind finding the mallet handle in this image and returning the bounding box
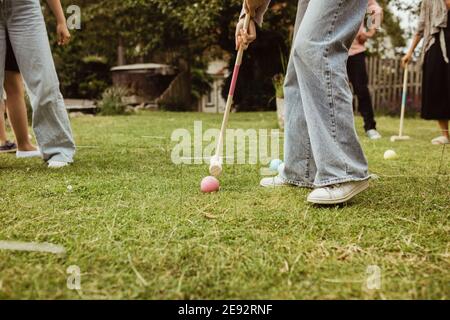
[399,65,409,137]
[215,14,252,159]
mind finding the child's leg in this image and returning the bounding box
[7,0,75,163]
[4,71,37,151]
[0,22,7,144]
[437,120,449,139]
[293,0,370,187]
[279,0,316,187]
[0,102,8,144]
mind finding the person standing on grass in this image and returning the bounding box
[0,0,76,168]
[237,0,372,204]
[402,0,450,145]
[0,33,40,158]
[348,0,383,140]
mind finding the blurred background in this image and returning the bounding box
[44,0,422,116]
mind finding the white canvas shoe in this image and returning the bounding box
[48,160,70,169]
[431,136,449,145]
[260,176,290,188]
[307,180,370,205]
[366,129,382,140]
[16,149,42,159]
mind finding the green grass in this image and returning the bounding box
[0,112,448,300]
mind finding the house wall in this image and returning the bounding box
[201,77,227,113]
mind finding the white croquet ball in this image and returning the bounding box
[269,159,283,171]
[277,162,285,175]
[384,150,398,160]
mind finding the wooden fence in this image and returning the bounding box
[359,57,422,115]
[156,71,192,110]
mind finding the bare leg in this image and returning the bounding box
[437,120,449,139]
[4,71,37,152]
[0,102,8,144]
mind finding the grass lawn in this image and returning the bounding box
[0,111,448,299]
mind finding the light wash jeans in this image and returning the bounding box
[0,0,75,162]
[280,0,370,188]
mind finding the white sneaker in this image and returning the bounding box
[48,160,70,169]
[431,136,449,145]
[307,180,370,205]
[16,149,42,159]
[260,176,290,188]
[366,129,382,140]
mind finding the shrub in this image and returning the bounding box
[190,59,212,102]
[98,87,130,116]
[77,55,111,99]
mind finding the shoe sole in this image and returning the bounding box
[260,181,289,188]
[48,164,69,169]
[307,180,370,205]
[16,153,42,159]
[432,142,450,145]
[0,149,18,154]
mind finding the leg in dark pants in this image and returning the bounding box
[347,52,377,132]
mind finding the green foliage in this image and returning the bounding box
[368,0,407,56]
[78,56,110,99]
[389,0,421,40]
[190,66,213,101]
[98,87,130,116]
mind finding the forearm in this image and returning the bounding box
[254,0,270,25]
[46,0,66,24]
[241,0,270,26]
[367,0,383,30]
[358,29,376,42]
[407,34,422,55]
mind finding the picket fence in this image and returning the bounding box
[363,57,422,114]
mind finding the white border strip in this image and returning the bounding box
[0,241,66,255]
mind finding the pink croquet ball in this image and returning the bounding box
[200,176,220,193]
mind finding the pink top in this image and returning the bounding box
[349,0,383,56]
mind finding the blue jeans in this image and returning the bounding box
[0,0,75,163]
[280,0,370,188]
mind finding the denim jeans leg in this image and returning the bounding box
[291,0,370,187]
[7,0,75,163]
[279,0,316,188]
[281,65,317,188]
